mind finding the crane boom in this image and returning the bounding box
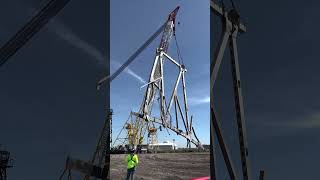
[96,7,180,89]
[141,6,180,116]
[96,23,166,89]
[0,0,72,68]
[159,6,179,52]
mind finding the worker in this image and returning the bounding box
[125,148,139,180]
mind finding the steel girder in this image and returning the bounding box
[210,1,251,180]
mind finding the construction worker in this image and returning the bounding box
[125,148,139,180]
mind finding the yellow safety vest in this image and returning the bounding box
[126,154,139,169]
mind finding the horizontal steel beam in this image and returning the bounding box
[131,112,203,148]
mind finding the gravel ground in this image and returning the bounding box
[110,152,210,180]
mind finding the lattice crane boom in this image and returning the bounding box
[0,0,72,68]
[141,6,179,120]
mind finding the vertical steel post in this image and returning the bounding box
[181,70,190,147]
[159,53,166,123]
[68,169,72,180]
[229,28,251,180]
[211,1,253,180]
[259,170,265,180]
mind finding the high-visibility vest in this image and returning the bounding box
[126,154,139,169]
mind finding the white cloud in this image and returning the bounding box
[19,3,107,67]
[188,96,210,106]
[110,60,147,84]
[47,19,146,84]
[126,68,147,84]
[17,2,146,85]
[48,20,106,66]
[285,113,320,129]
[259,112,320,130]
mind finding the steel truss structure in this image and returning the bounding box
[0,146,12,180]
[211,1,266,180]
[58,109,113,180]
[210,1,250,180]
[113,7,202,149]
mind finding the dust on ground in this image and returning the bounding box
[110,152,210,180]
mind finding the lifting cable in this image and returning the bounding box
[174,34,184,66]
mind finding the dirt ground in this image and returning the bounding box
[110,152,210,180]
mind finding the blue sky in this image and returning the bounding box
[110,0,210,147]
[0,0,108,179]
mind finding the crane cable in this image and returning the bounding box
[174,34,184,66]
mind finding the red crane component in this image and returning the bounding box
[159,6,180,53]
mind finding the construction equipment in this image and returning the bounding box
[58,109,113,180]
[58,157,105,180]
[210,0,249,179]
[210,0,249,180]
[211,0,265,179]
[0,0,72,68]
[82,109,113,180]
[112,6,203,151]
[0,146,13,180]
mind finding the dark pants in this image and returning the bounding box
[126,167,135,180]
